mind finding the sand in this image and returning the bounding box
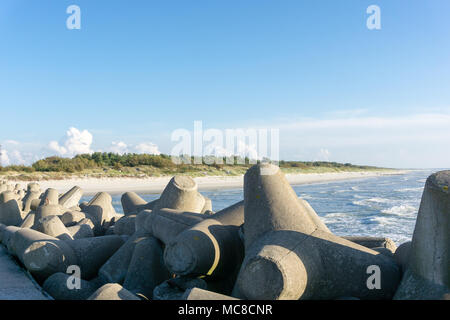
[8,170,407,196]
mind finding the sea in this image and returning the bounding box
[84,169,440,246]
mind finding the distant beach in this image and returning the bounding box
[8,169,408,196]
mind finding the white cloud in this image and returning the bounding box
[49,127,93,157]
[274,112,450,168]
[315,148,331,161]
[134,142,160,155]
[0,149,10,166]
[110,141,128,155]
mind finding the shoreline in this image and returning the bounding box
[6,170,409,196]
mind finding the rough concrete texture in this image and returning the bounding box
[233,163,400,300]
[98,232,150,284]
[242,163,317,250]
[343,236,397,253]
[201,196,213,214]
[394,170,450,299]
[153,176,206,213]
[39,188,59,206]
[164,218,244,279]
[0,195,22,226]
[114,214,136,236]
[43,272,100,300]
[66,223,94,239]
[60,211,87,227]
[394,241,412,272]
[182,287,239,300]
[20,212,35,229]
[121,192,147,215]
[35,215,74,241]
[83,192,117,235]
[88,283,140,300]
[35,204,64,222]
[153,277,208,300]
[22,190,41,213]
[123,236,170,299]
[0,246,49,300]
[58,186,83,209]
[144,208,206,245]
[65,235,126,280]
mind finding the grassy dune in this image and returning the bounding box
[0,153,393,181]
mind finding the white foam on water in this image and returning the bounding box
[381,204,417,216]
[353,197,392,206]
[394,187,423,192]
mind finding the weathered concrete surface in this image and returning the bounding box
[153,176,206,213]
[233,163,401,300]
[88,283,140,300]
[58,186,83,209]
[0,246,49,299]
[153,277,208,300]
[123,236,170,299]
[43,272,100,300]
[182,287,239,300]
[394,170,450,300]
[144,208,206,245]
[343,236,397,253]
[98,232,150,284]
[121,192,147,215]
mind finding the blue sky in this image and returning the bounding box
[1,0,449,168]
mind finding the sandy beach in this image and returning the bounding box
[8,170,407,196]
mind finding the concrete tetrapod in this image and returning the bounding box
[394,171,450,300]
[121,192,148,215]
[39,188,59,206]
[98,231,150,284]
[0,191,23,226]
[22,234,125,282]
[342,236,397,253]
[114,214,137,235]
[88,283,140,300]
[163,200,245,279]
[83,192,117,235]
[35,215,74,241]
[58,186,83,209]
[233,163,401,300]
[153,176,205,213]
[144,208,206,245]
[123,236,171,299]
[153,277,208,300]
[43,272,101,300]
[182,287,239,300]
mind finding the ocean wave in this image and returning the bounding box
[371,216,396,225]
[381,204,417,216]
[394,187,423,192]
[353,197,392,206]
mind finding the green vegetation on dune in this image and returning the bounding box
[0,152,392,181]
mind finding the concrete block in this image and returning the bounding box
[43,272,101,300]
[58,186,83,209]
[182,287,239,300]
[88,283,140,300]
[123,236,170,299]
[35,215,74,241]
[121,192,147,215]
[394,171,450,299]
[114,214,136,236]
[153,176,206,213]
[153,277,208,300]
